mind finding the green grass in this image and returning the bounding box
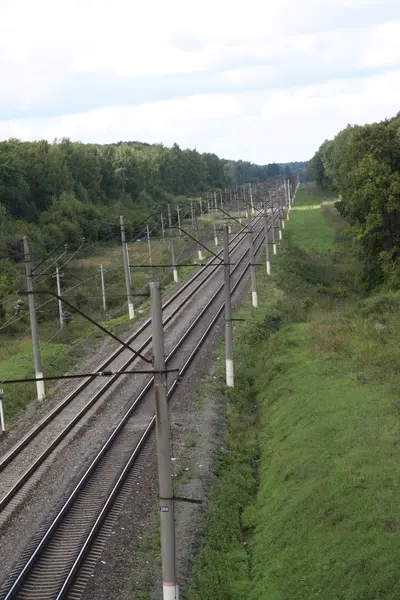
[251,327,400,600]
[289,182,336,251]
[0,334,86,421]
[188,183,400,600]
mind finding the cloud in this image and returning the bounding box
[1,69,399,163]
[1,0,400,162]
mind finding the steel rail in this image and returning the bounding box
[2,220,267,600]
[0,214,262,477]
[0,218,263,515]
[56,226,268,599]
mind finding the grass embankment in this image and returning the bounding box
[188,183,400,600]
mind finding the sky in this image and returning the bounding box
[1,0,400,164]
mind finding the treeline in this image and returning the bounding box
[309,112,400,287]
[0,138,283,248]
[0,137,285,319]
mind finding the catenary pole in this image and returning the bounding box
[99,263,107,313]
[150,282,178,600]
[147,225,152,266]
[247,209,258,307]
[249,182,255,216]
[119,217,132,285]
[0,389,5,434]
[23,236,45,400]
[120,216,135,320]
[161,214,166,248]
[264,199,271,275]
[223,224,234,388]
[192,206,203,260]
[55,264,63,328]
[176,205,181,235]
[212,209,218,246]
[171,239,179,283]
[270,195,277,255]
[167,204,173,236]
[236,188,241,224]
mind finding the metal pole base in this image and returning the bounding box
[267,261,271,275]
[226,358,234,388]
[198,250,203,261]
[252,291,258,308]
[273,244,277,256]
[36,373,45,401]
[214,237,219,246]
[163,583,179,600]
[128,303,135,320]
[173,268,179,283]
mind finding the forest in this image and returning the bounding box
[0,138,288,321]
[309,111,400,287]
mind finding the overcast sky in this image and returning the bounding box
[1,0,400,164]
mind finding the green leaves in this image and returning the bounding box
[310,113,400,287]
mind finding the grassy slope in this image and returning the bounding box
[251,185,400,600]
[188,183,400,600]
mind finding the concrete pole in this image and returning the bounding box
[220,190,223,211]
[212,209,218,246]
[167,204,172,236]
[147,225,153,266]
[199,197,203,216]
[214,191,218,211]
[161,214,166,249]
[207,194,211,215]
[286,180,291,219]
[236,188,241,224]
[23,236,45,401]
[55,264,63,329]
[0,391,5,433]
[99,263,107,313]
[126,244,132,284]
[279,187,285,236]
[280,184,286,231]
[190,201,195,230]
[264,199,271,276]
[193,209,203,261]
[270,200,277,255]
[120,216,135,320]
[249,182,255,216]
[274,192,282,242]
[176,205,181,235]
[171,239,179,283]
[149,282,178,600]
[120,216,132,286]
[247,210,258,308]
[223,225,234,387]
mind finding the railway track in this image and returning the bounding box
[0,214,264,519]
[0,214,270,600]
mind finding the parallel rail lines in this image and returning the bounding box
[1,219,268,600]
[0,216,263,517]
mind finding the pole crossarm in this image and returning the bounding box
[18,289,152,364]
[169,226,223,262]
